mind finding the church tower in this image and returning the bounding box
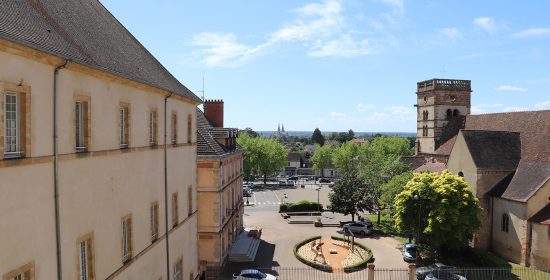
[415,79,471,155]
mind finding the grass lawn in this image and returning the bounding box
[366,213,410,244]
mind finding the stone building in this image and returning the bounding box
[196,100,244,270]
[404,78,550,269]
[0,1,201,280]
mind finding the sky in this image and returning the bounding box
[101,0,550,132]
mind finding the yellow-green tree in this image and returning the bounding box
[394,171,482,254]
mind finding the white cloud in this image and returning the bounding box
[471,103,504,114]
[308,34,373,57]
[187,0,376,67]
[356,102,374,112]
[189,33,267,67]
[457,53,485,60]
[473,17,497,33]
[378,0,404,14]
[514,28,550,38]
[329,111,350,121]
[495,85,527,92]
[534,101,550,109]
[437,28,461,41]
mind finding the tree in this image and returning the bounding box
[360,136,413,223]
[237,134,287,185]
[238,127,260,138]
[311,144,333,178]
[328,168,366,222]
[394,171,481,256]
[331,141,362,174]
[379,172,414,214]
[311,128,325,146]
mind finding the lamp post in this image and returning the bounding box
[316,187,321,212]
[414,194,422,265]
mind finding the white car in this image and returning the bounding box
[233,269,277,280]
[342,221,374,236]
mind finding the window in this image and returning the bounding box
[2,262,34,280]
[172,192,179,227]
[77,234,94,280]
[446,109,452,120]
[1,85,30,160]
[458,171,464,177]
[187,114,192,143]
[151,202,159,242]
[422,125,428,137]
[453,109,459,116]
[4,92,19,157]
[501,214,509,233]
[119,103,130,148]
[121,215,132,263]
[171,112,177,144]
[174,259,182,280]
[75,99,90,152]
[188,185,193,217]
[149,110,158,146]
[422,110,428,121]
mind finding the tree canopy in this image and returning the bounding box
[379,171,414,214]
[237,134,287,184]
[328,168,366,222]
[394,171,482,254]
[311,128,325,146]
[310,144,333,177]
[238,127,260,138]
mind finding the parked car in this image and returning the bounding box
[342,221,374,236]
[278,180,295,187]
[233,269,277,280]
[243,182,255,189]
[402,243,417,262]
[425,272,467,280]
[288,176,299,181]
[318,178,331,183]
[416,263,462,280]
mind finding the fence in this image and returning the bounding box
[205,265,550,280]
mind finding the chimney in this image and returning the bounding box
[204,99,224,127]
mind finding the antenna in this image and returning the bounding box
[195,73,205,103]
[441,65,446,78]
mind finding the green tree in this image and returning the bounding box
[311,128,325,146]
[310,144,333,178]
[394,171,482,256]
[290,142,305,152]
[379,172,414,214]
[360,136,413,223]
[328,168,366,222]
[331,141,363,174]
[239,127,260,138]
[237,134,287,184]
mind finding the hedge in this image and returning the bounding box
[293,236,332,272]
[280,200,323,212]
[330,236,373,272]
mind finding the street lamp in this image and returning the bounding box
[316,187,321,212]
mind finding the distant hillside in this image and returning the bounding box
[259,131,416,138]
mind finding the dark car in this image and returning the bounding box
[402,243,417,262]
[288,176,299,181]
[318,178,331,183]
[416,263,462,280]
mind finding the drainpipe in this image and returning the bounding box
[164,92,173,279]
[53,59,68,280]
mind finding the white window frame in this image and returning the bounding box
[171,113,177,144]
[76,101,86,152]
[149,111,155,145]
[122,219,130,262]
[4,92,20,157]
[79,240,89,280]
[12,274,24,280]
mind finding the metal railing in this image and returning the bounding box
[206,266,550,280]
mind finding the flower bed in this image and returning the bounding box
[293,236,332,272]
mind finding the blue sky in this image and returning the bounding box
[101,0,550,132]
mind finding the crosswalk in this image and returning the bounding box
[255,201,282,205]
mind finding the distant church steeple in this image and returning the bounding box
[281,124,285,132]
[277,123,281,133]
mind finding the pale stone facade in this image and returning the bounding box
[196,105,244,270]
[0,2,201,280]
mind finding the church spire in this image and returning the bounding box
[277,123,280,133]
[281,123,285,132]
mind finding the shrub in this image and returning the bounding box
[330,236,373,272]
[280,200,323,212]
[293,236,332,272]
[466,248,511,268]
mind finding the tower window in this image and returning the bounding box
[422,110,429,121]
[446,109,452,120]
[423,96,427,102]
[458,171,464,177]
[453,109,459,116]
[449,95,456,101]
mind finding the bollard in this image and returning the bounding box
[367,263,375,280]
[408,263,416,280]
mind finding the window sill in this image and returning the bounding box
[120,144,128,149]
[3,152,23,160]
[76,147,88,153]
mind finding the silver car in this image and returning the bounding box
[342,221,374,236]
[233,269,277,280]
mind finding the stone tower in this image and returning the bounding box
[415,79,471,155]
